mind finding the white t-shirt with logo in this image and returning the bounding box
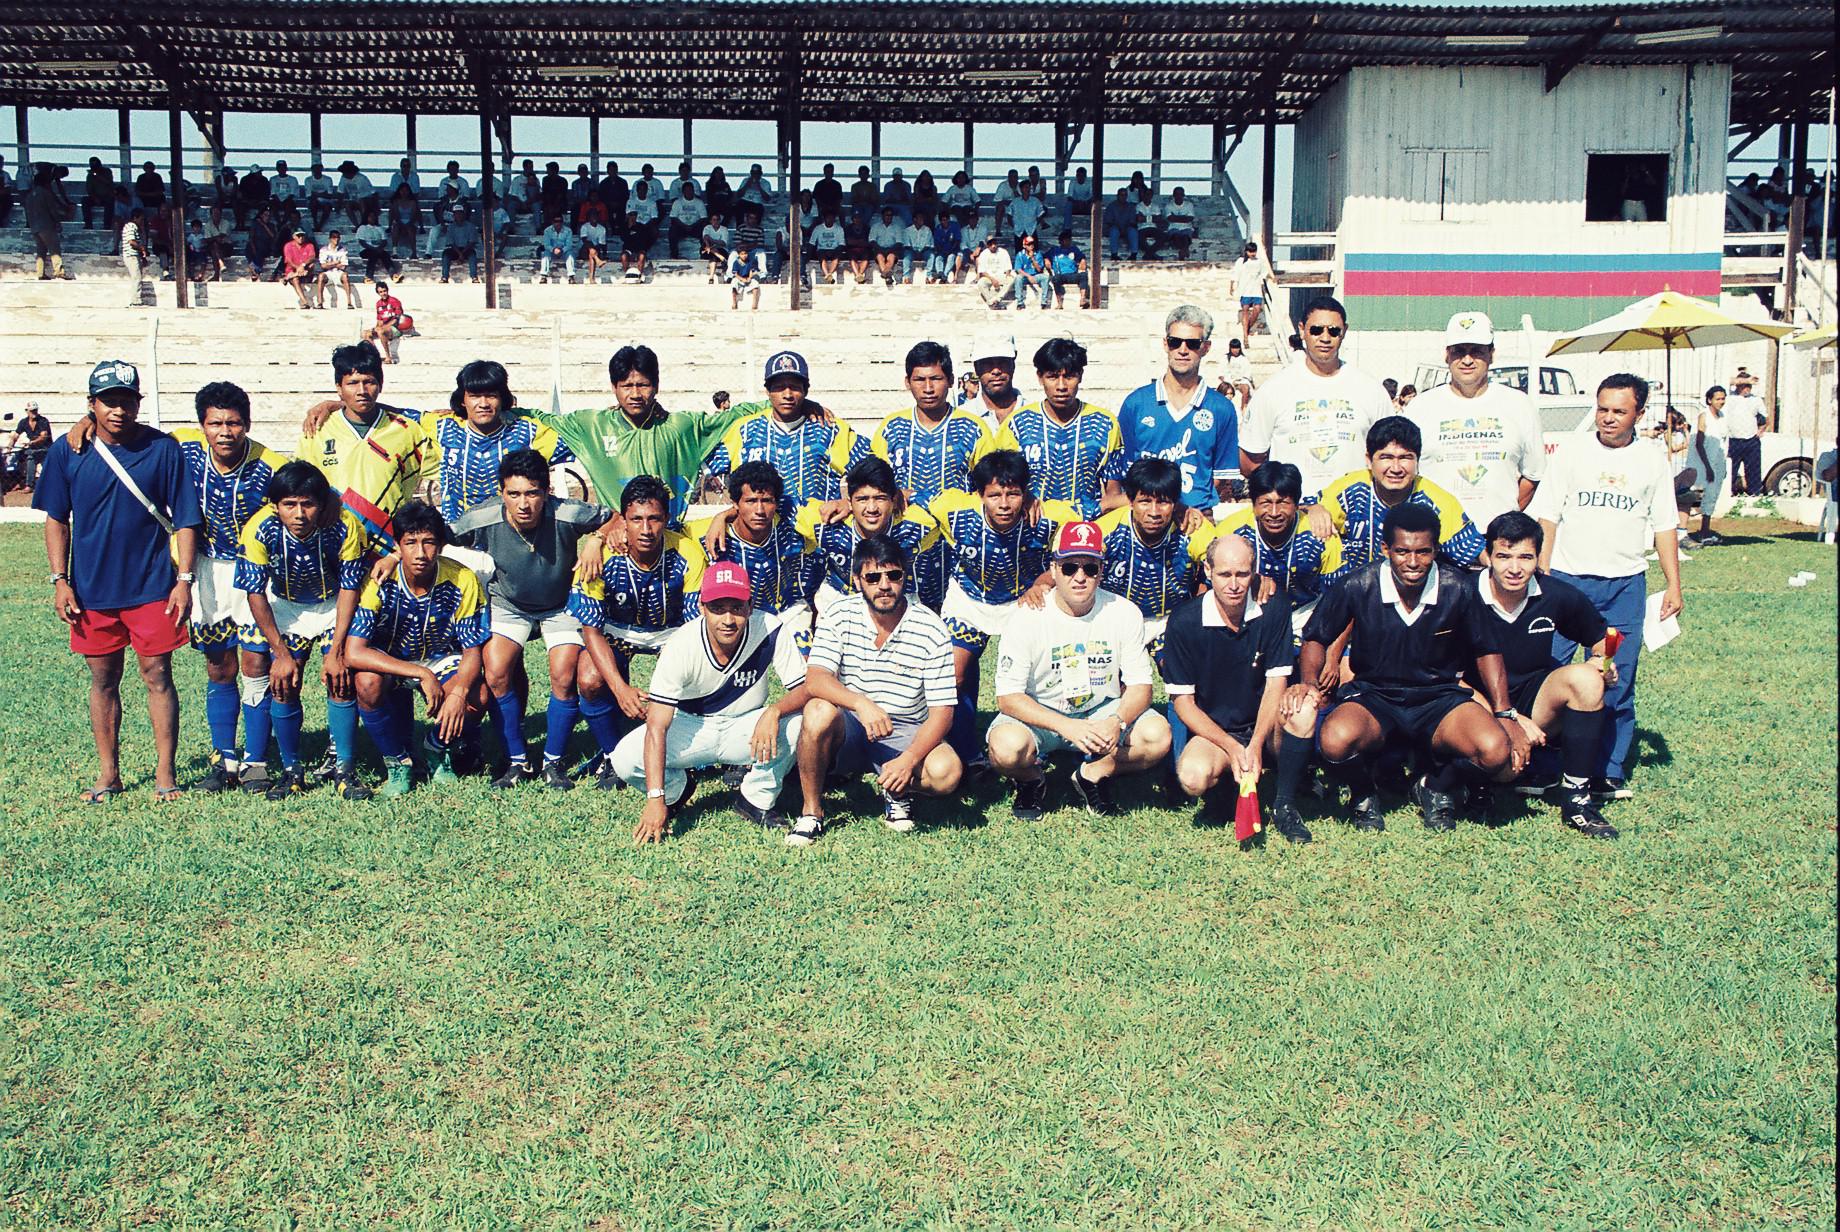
[992,588,1152,716]
[1528,432,1675,579]
[1406,380,1547,530]
[1242,362,1392,496]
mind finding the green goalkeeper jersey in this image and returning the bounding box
[526,402,749,522]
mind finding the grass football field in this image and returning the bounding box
[0,522,1834,1229]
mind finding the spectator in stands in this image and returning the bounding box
[1222,337,1253,409]
[623,183,661,280]
[869,206,905,286]
[438,160,470,201]
[795,188,817,235]
[540,161,569,221]
[737,164,770,216]
[146,208,175,278]
[442,206,482,283]
[930,210,962,283]
[992,169,1021,233]
[730,243,764,311]
[0,155,16,226]
[212,163,238,212]
[282,227,321,309]
[1232,241,1265,341]
[729,208,767,289]
[319,230,358,308]
[388,156,419,201]
[667,161,699,202]
[1044,228,1088,309]
[270,160,300,214]
[699,210,729,283]
[303,162,336,230]
[637,163,666,204]
[1164,187,1197,259]
[667,182,708,258]
[354,210,395,280]
[244,205,280,280]
[83,157,114,229]
[1066,167,1094,224]
[233,166,268,231]
[506,159,536,219]
[598,160,629,225]
[6,401,51,491]
[577,189,609,231]
[705,166,733,221]
[883,167,913,224]
[943,169,977,217]
[337,162,377,226]
[843,210,874,283]
[913,170,940,221]
[539,214,576,284]
[1394,383,1418,410]
[199,205,232,276]
[364,279,406,363]
[1135,187,1162,259]
[962,201,993,257]
[183,219,212,283]
[1104,188,1139,259]
[814,163,845,217]
[387,184,419,256]
[1008,179,1045,250]
[580,210,612,284]
[903,210,935,284]
[972,232,1015,308]
[570,163,595,213]
[1012,233,1050,310]
[26,168,71,281]
[810,209,846,284]
[120,209,149,306]
[847,165,879,226]
[135,161,165,213]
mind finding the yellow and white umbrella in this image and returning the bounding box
[1785,324,1837,349]
[1548,290,1797,411]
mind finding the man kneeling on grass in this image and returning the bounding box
[986,520,1171,819]
[346,500,491,797]
[616,562,810,842]
[790,534,961,848]
[1166,534,1317,843]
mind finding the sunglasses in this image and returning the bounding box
[1165,336,1205,352]
[1306,324,1344,338]
[860,568,905,585]
[1058,559,1102,578]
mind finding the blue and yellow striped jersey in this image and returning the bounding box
[1313,470,1483,582]
[1216,507,1330,605]
[170,428,287,560]
[685,513,818,616]
[1094,507,1211,622]
[234,506,370,602]
[705,407,869,508]
[421,410,574,522]
[988,400,1126,519]
[569,531,708,633]
[351,558,490,661]
[870,407,991,506]
[794,500,947,610]
[927,491,1080,605]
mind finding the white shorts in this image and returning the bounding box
[191,556,252,631]
[488,598,583,648]
[602,622,675,654]
[440,545,496,585]
[942,580,1016,639]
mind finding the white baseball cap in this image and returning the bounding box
[970,331,1016,362]
[1444,312,1494,348]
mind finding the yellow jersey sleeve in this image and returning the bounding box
[792,499,825,551]
[924,488,982,541]
[901,505,943,553]
[1316,470,1365,535]
[237,505,274,567]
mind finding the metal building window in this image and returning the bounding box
[1585,153,1668,222]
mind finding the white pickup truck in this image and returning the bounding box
[1411,363,1819,496]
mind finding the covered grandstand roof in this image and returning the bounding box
[0,0,1830,127]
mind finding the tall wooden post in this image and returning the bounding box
[405,113,418,174]
[1210,121,1226,196]
[963,120,974,181]
[785,115,803,311]
[480,108,498,309]
[1054,121,1068,196]
[589,114,601,174]
[13,104,27,169]
[168,99,188,308]
[118,108,132,183]
[1088,76,1104,311]
[1259,117,1276,263]
[871,120,882,183]
[309,111,323,168]
[1149,123,1163,194]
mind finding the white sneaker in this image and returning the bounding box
[882,792,915,833]
[786,814,826,848]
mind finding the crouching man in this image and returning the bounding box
[986,520,1172,819]
[615,562,809,841]
[790,534,962,847]
[1165,534,1317,843]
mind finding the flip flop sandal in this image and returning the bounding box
[152,786,187,803]
[80,785,124,805]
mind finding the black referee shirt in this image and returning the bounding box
[1461,572,1606,697]
[1161,593,1296,734]
[1302,561,1498,691]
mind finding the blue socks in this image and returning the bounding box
[358,701,408,761]
[271,700,304,768]
[580,691,623,755]
[327,697,359,767]
[492,690,528,760]
[205,679,240,757]
[241,695,272,767]
[543,694,580,762]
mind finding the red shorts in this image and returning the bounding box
[70,599,190,657]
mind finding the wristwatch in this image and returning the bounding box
[49,571,68,585]
[176,571,196,583]
[646,788,668,800]
[1494,707,1519,720]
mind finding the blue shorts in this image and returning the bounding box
[1239,296,1262,307]
[833,710,924,777]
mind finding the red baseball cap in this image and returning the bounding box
[700,561,752,605]
[1054,520,1104,560]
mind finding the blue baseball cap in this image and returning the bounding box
[88,359,142,398]
[762,350,810,386]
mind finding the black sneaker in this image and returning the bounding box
[1411,776,1459,832]
[539,759,575,791]
[1269,801,1313,845]
[1591,776,1633,800]
[309,750,340,782]
[332,766,373,801]
[1350,795,1386,832]
[197,754,238,793]
[1012,776,1050,821]
[492,758,537,790]
[1561,792,1619,838]
[237,763,273,796]
[264,767,309,801]
[735,793,787,830]
[881,791,915,833]
[1512,770,1561,797]
[1067,762,1114,816]
[593,755,624,792]
[719,764,748,790]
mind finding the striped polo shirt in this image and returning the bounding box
[805,593,956,724]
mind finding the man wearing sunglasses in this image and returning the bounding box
[986,520,1171,820]
[1119,305,1242,520]
[1240,295,1392,498]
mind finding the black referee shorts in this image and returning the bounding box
[1332,681,1476,746]
[1510,668,1556,718]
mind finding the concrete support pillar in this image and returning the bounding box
[1260,118,1276,263]
[118,108,132,182]
[1210,121,1226,196]
[309,112,323,168]
[1089,112,1104,310]
[405,113,417,172]
[480,108,498,310]
[589,114,601,174]
[1150,123,1163,195]
[683,116,693,171]
[963,120,974,181]
[871,120,882,183]
[168,100,188,308]
[1054,121,1068,196]
[15,105,28,169]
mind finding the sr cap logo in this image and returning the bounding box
[88,360,141,397]
[700,561,752,605]
[1054,520,1104,560]
[763,350,810,386]
[1443,311,1494,348]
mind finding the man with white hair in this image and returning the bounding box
[1118,304,1242,519]
[1404,311,1546,530]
